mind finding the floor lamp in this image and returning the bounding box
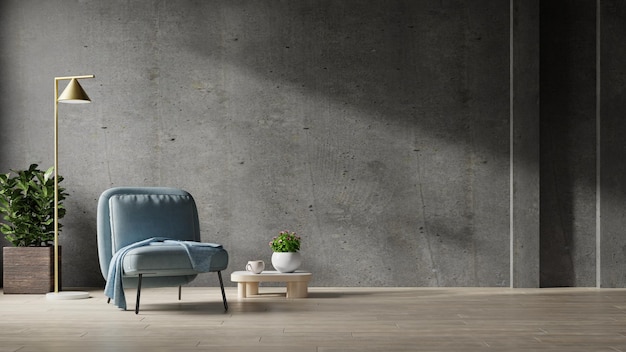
[46,74,95,301]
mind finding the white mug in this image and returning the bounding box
[246,260,265,274]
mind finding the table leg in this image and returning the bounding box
[246,282,259,296]
[286,282,308,298]
[237,282,247,299]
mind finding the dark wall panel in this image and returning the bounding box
[540,0,597,287]
[600,0,626,287]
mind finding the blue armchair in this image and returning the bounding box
[97,187,228,313]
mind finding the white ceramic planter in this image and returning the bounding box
[271,252,302,273]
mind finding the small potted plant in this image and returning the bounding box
[0,164,68,293]
[269,230,302,273]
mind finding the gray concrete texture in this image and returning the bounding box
[0,0,623,289]
[511,0,541,288]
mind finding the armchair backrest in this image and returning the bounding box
[97,187,201,278]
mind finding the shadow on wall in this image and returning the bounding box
[178,1,510,152]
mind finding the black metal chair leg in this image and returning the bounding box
[135,274,143,314]
[217,271,228,311]
[107,298,111,304]
[178,286,182,300]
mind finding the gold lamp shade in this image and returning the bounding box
[57,78,91,103]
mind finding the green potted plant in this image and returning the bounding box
[269,230,302,273]
[0,164,68,293]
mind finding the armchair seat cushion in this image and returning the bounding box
[123,242,229,276]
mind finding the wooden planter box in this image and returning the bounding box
[3,246,61,294]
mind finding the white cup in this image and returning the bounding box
[246,260,265,274]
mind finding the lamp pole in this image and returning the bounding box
[48,74,94,299]
[53,78,59,293]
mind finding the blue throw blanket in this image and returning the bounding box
[104,237,223,310]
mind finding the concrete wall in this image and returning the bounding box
[511,0,540,288]
[0,0,623,289]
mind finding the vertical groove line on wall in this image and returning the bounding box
[509,0,515,288]
[595,0,602,288]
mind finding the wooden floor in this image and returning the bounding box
[1,286,626,351]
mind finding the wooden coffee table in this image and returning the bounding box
[230,270,312,299]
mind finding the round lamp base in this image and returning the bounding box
[46,291,90,300]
